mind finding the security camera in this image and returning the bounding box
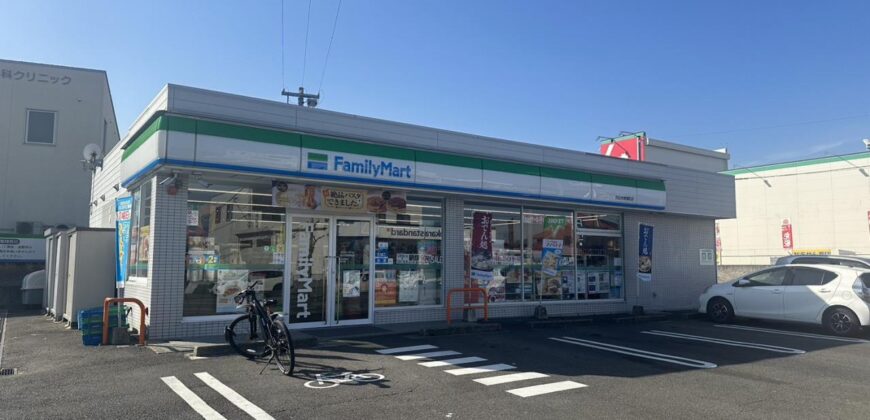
[863,139,870,151]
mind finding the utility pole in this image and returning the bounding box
[281,87,320,108]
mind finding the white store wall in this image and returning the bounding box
[718,153,870,266]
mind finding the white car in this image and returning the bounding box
[699,264,870,336]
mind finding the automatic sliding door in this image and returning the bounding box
[335,219,372,324]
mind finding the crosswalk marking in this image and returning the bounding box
[506,380,587,397]
[444,363,516,376]
[194,372,275,420]
[473,372,549,386]
[419,356,487,367]
[376,344,439,354]
[395,350,461,361]
[161,376,227,420]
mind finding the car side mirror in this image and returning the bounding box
[736,279,751,287]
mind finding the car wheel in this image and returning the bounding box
[707,298,734,323]
[824,307,860,337]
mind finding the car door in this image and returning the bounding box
[733,267,789,319]
[783,267,839,323]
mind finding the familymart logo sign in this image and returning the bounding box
[306,151,413,180]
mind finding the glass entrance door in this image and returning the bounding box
[286,215,373,328]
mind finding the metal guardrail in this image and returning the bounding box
[446,288,488,326]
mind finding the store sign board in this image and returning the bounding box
[592,182,638,204]
[600,132,646,161]
[301,148,415,182]
[0,235,45,262]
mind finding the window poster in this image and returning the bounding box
[541,239,563,276]
[398,270,422,302]
[215,269,251,313]
[342,270,362,298]
[375,269,398,306]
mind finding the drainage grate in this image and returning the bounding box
[0,368,16,376]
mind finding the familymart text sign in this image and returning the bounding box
[302,149,415,182]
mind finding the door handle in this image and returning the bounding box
[771,289,783,294]
[819,289,831,293]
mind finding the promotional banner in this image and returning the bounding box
[540,239,563,276]
[469,212,494,303]
[781,219,794,250]
[114,197,133,288]
[638,224,654,282]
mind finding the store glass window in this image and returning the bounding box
[183,182,286,317]
[522,208,574,301]
[576,212,624,300]
[375,197,443,307]
[464,203,523,302]
[127,180,151,279]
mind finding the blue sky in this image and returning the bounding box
[2,0,870,168]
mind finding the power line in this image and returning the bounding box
[667,113,870,139]
[318,0,343,94]
[301,0,312,86]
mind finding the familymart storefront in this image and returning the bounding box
[107,85,734,339]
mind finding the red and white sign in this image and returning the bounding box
[600,132,646,161]
[781,222,794,250]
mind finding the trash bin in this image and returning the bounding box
[20,270,46,306]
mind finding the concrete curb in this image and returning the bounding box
[193,334,318,357]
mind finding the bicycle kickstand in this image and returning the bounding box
[259,352,276,375]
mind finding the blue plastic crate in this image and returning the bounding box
[82,334,102,346]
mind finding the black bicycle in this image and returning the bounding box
[225,281,295,375]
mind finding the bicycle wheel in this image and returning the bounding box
[270,318,296,375]
[225,314,266,359]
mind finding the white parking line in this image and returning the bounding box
[419,356,487,367]
[714,324,869,343]
[444,363,516,376]
[395,350,461,361]
[161,376,227,420]
[550,337,717,369]
[506,381,587,397]
[474,372,550,386]
[376,344,438,354]
[194,372,275,420]
[642,330,806,354]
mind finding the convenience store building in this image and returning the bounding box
[93,84,735,339]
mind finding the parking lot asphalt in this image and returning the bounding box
[1,314,869,420]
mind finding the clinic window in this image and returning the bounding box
[375,197,443,307]
[128,180,152,279]
[576,212,624,300]
[183,182,286,317]
[25,110,57,144]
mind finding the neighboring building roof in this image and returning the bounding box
[0,58,108,75]
[723,151,870,176]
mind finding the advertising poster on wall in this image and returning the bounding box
[114,197,133,288]
[638,224,654,282]
[342,270,362,298]
[398,270,421,302]
[215,269,251,313]
[541,239,563,276]
[375,269,398,306]
[322,188,365,211]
